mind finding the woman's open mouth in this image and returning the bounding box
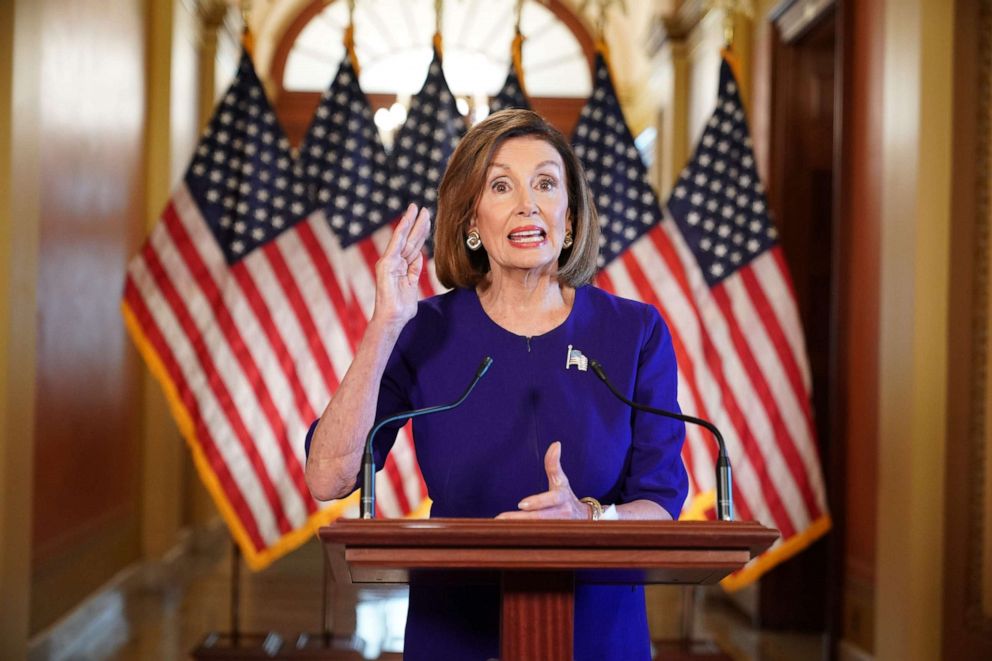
[507,227,547,247]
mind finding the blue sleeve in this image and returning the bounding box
[620,305,689,518]
[370,340,415,469]
[301,335,415,490]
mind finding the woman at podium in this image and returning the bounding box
[305,109,688,660]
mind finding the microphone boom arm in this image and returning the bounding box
[360,356,493,519]
[588,359,734,522]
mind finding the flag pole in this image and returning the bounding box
[512,0,528,96]
[230,540,242,646]
[344,0,361,75]
[433,0,444,56]
[240,0,254,56]
[579,0,626,76]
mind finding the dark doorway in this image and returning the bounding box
[758,1,838,640]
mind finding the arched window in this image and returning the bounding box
[269,0,595,145]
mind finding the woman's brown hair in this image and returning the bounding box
[433,109,600,289]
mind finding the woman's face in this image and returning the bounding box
[470,136,571,280]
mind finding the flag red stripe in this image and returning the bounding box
[125,277,268,549]
[358,238,382,295]
[157,211,298,534]
[418,253,434,298]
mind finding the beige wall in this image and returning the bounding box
[876,0,953,658]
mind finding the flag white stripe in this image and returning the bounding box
[347,242,378,320]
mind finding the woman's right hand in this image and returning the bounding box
[371,203,432,333]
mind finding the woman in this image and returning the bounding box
[305,109,688,660]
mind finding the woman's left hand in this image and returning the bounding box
[496,441,592,520]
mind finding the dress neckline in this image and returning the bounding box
[463,285,584,342]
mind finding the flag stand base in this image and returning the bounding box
[191,632,285,658]
[652,639,732,660]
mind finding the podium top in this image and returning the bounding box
[320,518,778,559]
[320,519,779,585]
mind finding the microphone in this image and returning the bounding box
[360,356,494,519]
[587,358,734,522]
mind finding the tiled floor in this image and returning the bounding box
[32,533,823,660]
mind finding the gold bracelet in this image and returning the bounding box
[580,496,604,521]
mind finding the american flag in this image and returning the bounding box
[333,46,464,309]
[296,53,434,518]
[574,53,830,587]
[490,63,530,113]
[391,48,465,223]
[122,51,365,570]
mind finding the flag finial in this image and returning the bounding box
[579,0,626,66]
[512,0,528,95]
[705,0,755,51]
[433,0,444,56]
[344,0,361,75]
[240,0,254,55]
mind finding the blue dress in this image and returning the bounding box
[313,285,688,660]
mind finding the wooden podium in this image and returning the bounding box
[320,519,778,660]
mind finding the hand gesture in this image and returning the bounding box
[371,203,431,332]
[496,441,591,520]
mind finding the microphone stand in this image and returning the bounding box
[360,356,494,519]
[588,359,734,522]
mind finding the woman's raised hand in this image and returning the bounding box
[371,203,432,332]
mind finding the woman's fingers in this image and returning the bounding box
[401,207,431,260]
[517,490,563,511]
[382,203,419,258]
[496,509,566,520]
[543,441,569,490]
